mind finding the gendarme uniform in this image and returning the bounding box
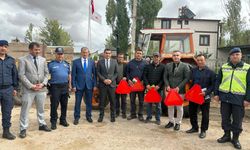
[0,40,18,140]
[215,47,250,149]
[48,47,70,129]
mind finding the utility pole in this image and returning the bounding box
[131,0,137,59]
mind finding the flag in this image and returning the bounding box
[90,0,102,24]
[91,0,94,14]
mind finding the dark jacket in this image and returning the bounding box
[126,59,147,81]
[143,63,165,90]
[97,59,118,88]
[191,66,216,102]
[214,61,250,106]
[164,62,191,94]
[0,55,18,90]
[117,63,127,83]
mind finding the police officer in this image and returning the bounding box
[48,47,71,130]
[0,40,18,140]
[214,47,250,149]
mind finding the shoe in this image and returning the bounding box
[186,128,199,133]
[122,114,127,119]
[87,118,93,123]
[127,115,137,120]
[111,117,115,122]
[165,122,174,128]
[217,131,231,143]
[2,128,16,140]
[138,116,144,121]
[144,117,151,123]
[174,124,180,131]
[51,124,57,130]
[199,131,206,139]
[60,121,69,127]
[39,125,51,132]
[231,133,241,149]
[98,117,103,122]
[155,120,161,125]
[73,119,79,125]
[19,130,26,139]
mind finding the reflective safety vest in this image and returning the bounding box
[219,63,250,95]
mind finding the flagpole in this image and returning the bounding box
[88,0,91,51]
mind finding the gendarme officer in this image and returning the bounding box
[214,47,250,149]
[48,47,71,130]
[0,40,18,140]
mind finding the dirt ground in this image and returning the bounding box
[0,96,250,150]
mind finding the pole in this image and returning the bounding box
[131,0,137,59]
[88,0,92,51]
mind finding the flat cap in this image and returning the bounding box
[55,47,64,54]
[229,47,241,55]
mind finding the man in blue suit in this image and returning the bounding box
[71,47,97,124]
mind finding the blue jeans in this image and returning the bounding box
[146,102,161,121]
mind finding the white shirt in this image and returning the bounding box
[81,57,88,68]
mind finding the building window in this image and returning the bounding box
[161,20,171,29]
[177,20,182,25]
[199,35,210,46]
[184,20,189,25]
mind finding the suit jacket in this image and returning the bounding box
[71,58,96,90]
[18,55,49,93]
[97,59,118,88]
[164,62,191,94]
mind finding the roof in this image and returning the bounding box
[140,28,194,34]
[156,17,220,22]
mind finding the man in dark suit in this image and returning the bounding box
[71,47,97,125]
[164,50,190,131]
[97,48,118,122]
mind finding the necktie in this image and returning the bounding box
[83,59,87,73]
[174,63,178,75]
[106,59,109,70]
[33,56,38,70]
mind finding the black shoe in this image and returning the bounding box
[186,128,199,133]
[217,131,231,143]
[155,120,161,125]
[2,128,16,140]
[165,122,174,128]
[73,119,79,125]
[60,121,69,127]
[127,115,137,120]
[87,117,93,123]
[122,114,127,119]
[232,133,241,149]
[51,123,57,130]
[98,117,103,122]
[111,117,115,122]
[174,124,180,131]
[138,116,144,121]
[144,117,151,123]
[199,131,206,139]
[19,130,26,139]
[39,125,51,132]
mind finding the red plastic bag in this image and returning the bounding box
[164,89,183,106]
[144,88,162,103]
[130,78,144,92]
[185,84,204,105]
[115,80,131,94]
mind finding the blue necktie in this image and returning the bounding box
[83,59,87,73]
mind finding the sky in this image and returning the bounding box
[0,0,249,52]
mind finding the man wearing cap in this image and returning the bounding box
[143,52,165,125]
[71,47,97,124]
[164,50,190,131]
[0,40,18,140]
[214,47,250,149]
[48,47,71,130]
[19,42,51,139]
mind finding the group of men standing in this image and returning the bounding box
[0,39,249,149]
